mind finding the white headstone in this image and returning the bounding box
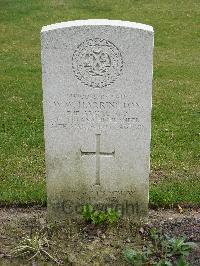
[41,19,154,219]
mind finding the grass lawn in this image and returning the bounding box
[0,0,199,207]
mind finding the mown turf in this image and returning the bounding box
[0,0,199,206]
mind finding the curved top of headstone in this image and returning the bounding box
[41,19,153,33]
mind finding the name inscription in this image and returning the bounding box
[45,92,144,131]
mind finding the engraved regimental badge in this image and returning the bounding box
[72,38,123,88]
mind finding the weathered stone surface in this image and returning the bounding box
[41,19,154,219]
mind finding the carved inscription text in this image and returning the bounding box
[45,93,143,131]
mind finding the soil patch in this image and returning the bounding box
[0,207,199,265]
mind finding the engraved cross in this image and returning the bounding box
[80,134,115,185]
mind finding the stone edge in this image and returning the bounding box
[41,19,154,33]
